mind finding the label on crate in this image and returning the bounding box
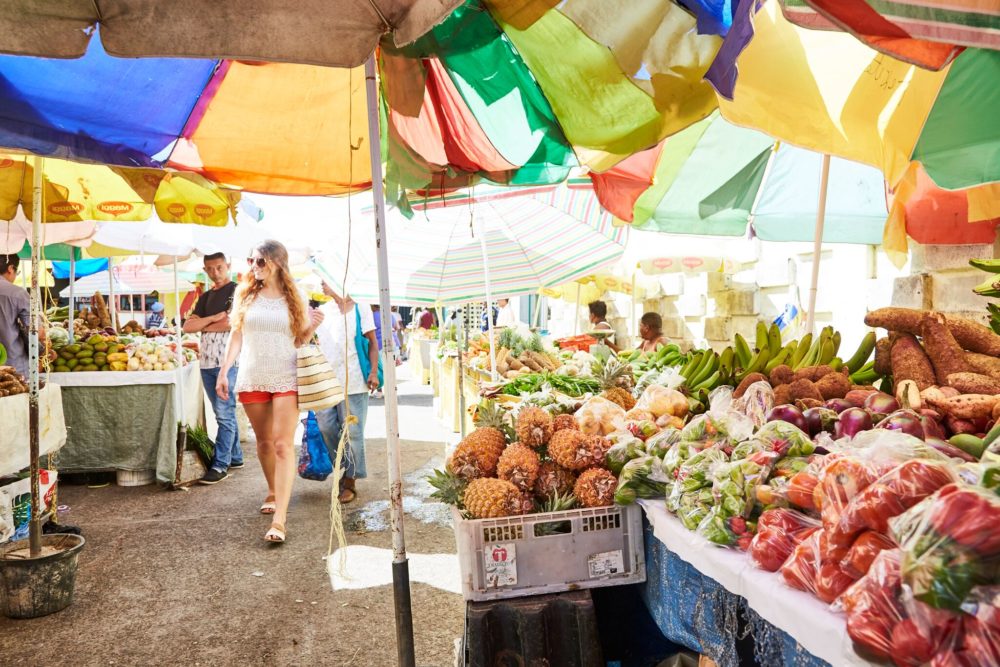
[484,543,517,587]
[588,549,624,578]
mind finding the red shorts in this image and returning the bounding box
[238,390,297,405]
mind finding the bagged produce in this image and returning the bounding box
[732,380,775,428]
[614,456,670,504]
[634,384,689,419]
[605,431,646,475]
[644,427,681,458]
[890,483,1000,612]
[575,395,626,436]
[696,505,756,549]
[781,530,823,595]
[749,508,820,572]
[752,420,816,457]
[674,487,715,531]
[680,411,753,451]
[670,448,729,495]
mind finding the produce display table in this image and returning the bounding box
[50,363,204,483]
[0,384,67,477]
[638,500,873,667]
[407,338,437,385]
[435,355,490,434]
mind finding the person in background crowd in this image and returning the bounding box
[370,304,385,398]
[184,253,243,485]
[418,307,435,329]
[217,240,324,544]
[638,312,669,353]
[315,282,379,504]
[0,254,29,380]
[390,306,405,360]
[480,301,499,332]
[588,300,619,353]
[146,301,165,329]
[495,297,518,328]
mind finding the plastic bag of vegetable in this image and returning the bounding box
[605,431,646,475]
[614,456,670,504]
[674,487,715,531]
[634,384,689,419]
[680,411,753,451]
[890,483,1000,612]
[733,380,775,429]
[752,420,816,458]
[644,427,681,458]
[575,394,626,436]
[696,504,756,548]
[748,508,820,571]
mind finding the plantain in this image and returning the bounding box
[718,347,735,383]
[734,333,752,368]
[736,348,771,383]
[970,258,1000,274]
[767,323,782,356]
[973,275,1000,297]
[832,330,842,356]
[819,338,836,365]
[843,331,877,374]
[763,346,792,374]
[755,321,769,353]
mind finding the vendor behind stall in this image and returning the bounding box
[0,254,29,379]
[638,312,669,353]
[588,299,619,353]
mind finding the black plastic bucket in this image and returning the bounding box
[0,533,85,618]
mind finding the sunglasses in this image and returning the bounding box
[247,257,268,268]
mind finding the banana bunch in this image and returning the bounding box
[678,348,724,393]
[728,323,876,384]
[969,259,1000,334]
[619,344,687,374]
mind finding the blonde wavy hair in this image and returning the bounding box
[230,240,310,346]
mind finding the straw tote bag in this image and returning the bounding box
[296,343,344,412]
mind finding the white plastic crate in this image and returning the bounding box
[453,504,646,601]
[116,469,155,487]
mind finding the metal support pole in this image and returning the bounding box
[457,304,467,439]
[574,282,582,335]
[108,257,117,330]
[475,219,498,380]
[28,156,42,556]
[68,253,76,343]
[364,54,415,667]
[805,154,831,335]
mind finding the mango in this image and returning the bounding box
[64,344,81,354]
[82,364,99,372]
[54,365,69,373]
[75,350,94,359]
[66,358,78,370]
[86,335,103,346]
[59,349,74,361]
[99,365,110,372]
[94,343,109,353]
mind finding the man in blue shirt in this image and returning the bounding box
[0,254,30,380]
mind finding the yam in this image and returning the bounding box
[946,372,1000,395]
[795,398,824,410]
[874,337,893,376]
[734,372,768,398]
[965,353,1000,380]
[773,384,793,406]
[890,333,936,390]
[793,365,834,383]
[926,394,999,421]
[768,365,795,387]
[845,389,878,407]
[815,372,851,400]
[921,313,972,384]
[788,378,823,402]
[865,307,1000,356]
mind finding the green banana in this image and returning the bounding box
[755,322,769,353]
[949,434,986,460]
[791,333,812,369]
[974,275,1000,296]
[849,360,878,385]
[736,348,771,382]
[734,334,752,368]
[829,357,843,372]
[844,331,877,374]
[798,335,823,369]
[767,323,782,356]
[689,352,719,387]
[819,338,836,365]
[692,370,721,392]
[718,347,735,381]
[679,351,701,380]
[970,258,1000,274]
[764,346,792,374]
[832,330,842,356]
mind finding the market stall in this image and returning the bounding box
[407,334,438,386]
[0,383,66,478]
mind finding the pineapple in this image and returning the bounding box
[449,400,509,479]
[534,461,576,499]
[552,414,578,433]
[574,468,617,508]
[497,443,541,492]
[427,468,468,508]
[463,478,524,518]
[586,435,612,470]
[536,491,578,514]
[515,406,553,449]
[594,357,637,410]
[548,429,593,471]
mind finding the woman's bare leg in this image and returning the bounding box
[244,402,276,499]
[269,395,301,529]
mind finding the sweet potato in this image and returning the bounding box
[734,372,768,398]
[890,333,936,390]
[926,394,999,421]
[966,353,1000,380]
[945,415,978,435]
[769,365,795,387]
[874,337,893,376]
[794,365,833,383]
[815,372,851,400]
[865,307,1000,355]
[946,373,1000,395]
[788,378,823,402]
[921,313,972,384]
[845,389,878,407]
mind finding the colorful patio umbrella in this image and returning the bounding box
[708,1,1000,194]
[58,264,193,298]
[0,153,239,225]
[780,0,1000,69]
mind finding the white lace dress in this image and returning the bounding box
[234,295,298,394]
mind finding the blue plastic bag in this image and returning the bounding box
[298,411,333,481]
[355,303,384,388]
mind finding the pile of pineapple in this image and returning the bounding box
[429,400,619,519]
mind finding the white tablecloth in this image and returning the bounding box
[638,500,874,667]
[0,384,67,477]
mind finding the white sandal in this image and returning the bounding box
[264,523,285,543]
[260,496,276,514]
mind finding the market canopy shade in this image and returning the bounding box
[0,0,464,67]
[780,0,1000,69]
[1,218,94,254]
[88,218,271,260]
[709,1,1000,193]
[59,264,193,299]
[313,184,627,305]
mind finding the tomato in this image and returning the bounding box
[787,471,819,511]
[816,560,858,603]
[929,484,1000,556]
[961,616,1000,664]
[890,619,936,667]
[781,531,820,594]
[819,457,874,527]
[847,610,895,661]
[841,531,896,579]
[819,528,851,562]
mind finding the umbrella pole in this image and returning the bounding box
[475,219,498,380]
[68,253,76,344]
[108,257,116,331]
[631,274,637,345]
[28,156,43,556]
[805,155,831,335]
[457,304,467,439]
[364,55,415,667]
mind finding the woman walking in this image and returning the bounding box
[217,240,323,543]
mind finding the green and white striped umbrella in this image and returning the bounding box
[313,183,627,306]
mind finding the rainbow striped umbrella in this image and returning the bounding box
[312,184,627,306]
